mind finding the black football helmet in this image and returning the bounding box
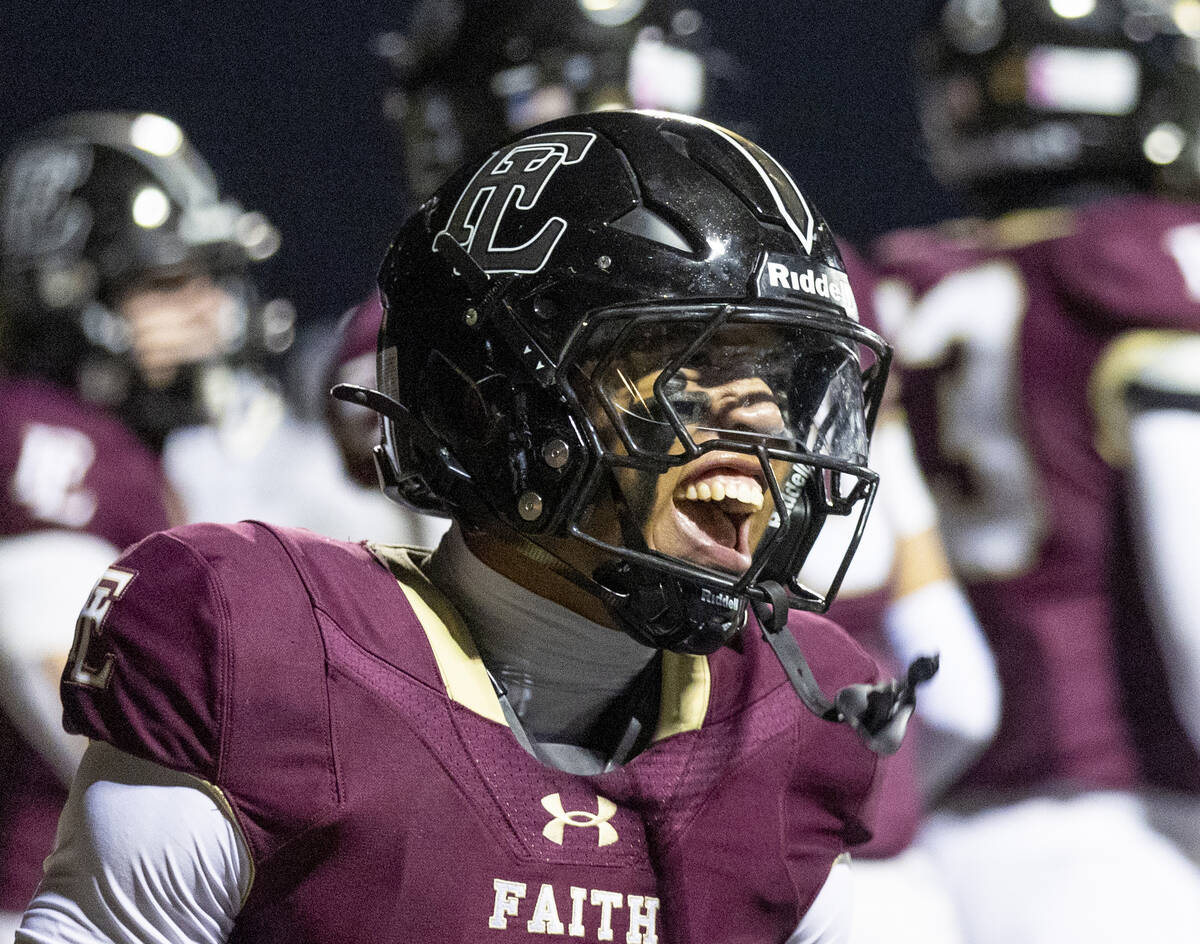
[917,0,1200,210]
[334,111,929,750]
[0,112,292,449]
[375,0,713,202]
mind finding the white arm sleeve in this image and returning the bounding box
[786,858,854,944]
[0,531,118,784]
[1129,406,1200,751]
[871,416,1001,797]
[17,741,251,944]
[885,579,1001,799]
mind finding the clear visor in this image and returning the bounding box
[568,312,880,603]
[585,317,870,465]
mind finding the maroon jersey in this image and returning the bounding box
[62,521,880,942]
[0,376,176,911]
[875,195,1200,796]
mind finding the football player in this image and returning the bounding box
[363,5,998,939]
[873,0,1200,938]
[0,111,280,938]
[374,0,712,205]
[19,111,934,943]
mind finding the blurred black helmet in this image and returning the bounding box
[0,111,293,447]
[917,0,1200,210]
[375,0,713,202]
[358,110,890,655]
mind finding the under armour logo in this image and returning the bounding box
[541,793,619,848]
[434,131,595,276]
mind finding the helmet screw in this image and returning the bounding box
[541,438,570,469]
[596,255,613,272]
[464,307,479,327]
[518,491,544,521]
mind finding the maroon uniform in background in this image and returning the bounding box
[824,244,923,859]
[0,378,175,548]
[874,195,1200,798]
[0,377,176,912]
[61,520,880,943]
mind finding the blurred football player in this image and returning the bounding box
[19,110,935,943]
[0,110,280,938]
[374,0,711,204]
[820,247,999,944]
[873,0,1200,938]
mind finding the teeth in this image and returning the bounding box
[675,478,764,511]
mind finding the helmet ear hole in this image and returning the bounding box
[420,352,501,444]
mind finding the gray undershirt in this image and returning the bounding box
[424,525,656,760]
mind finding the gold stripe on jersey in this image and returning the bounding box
[653,651,711,742]
[369,543,508,726]
[986,207,1076,250]
[1090,329,1195,466]
[196,779,257,908]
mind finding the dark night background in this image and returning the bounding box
[0,1,958,369]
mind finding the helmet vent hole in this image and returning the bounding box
[609,205,695,253]
[659,129,691,158]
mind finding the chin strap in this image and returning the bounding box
[751,581,939,756]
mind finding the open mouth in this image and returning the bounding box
[668,457,767,574]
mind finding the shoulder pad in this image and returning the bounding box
[1047,197,1200,331]
[872,218,995,291]
[60,522,325,782]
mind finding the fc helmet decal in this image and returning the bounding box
[434,131,596,275]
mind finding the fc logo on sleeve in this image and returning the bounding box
[65,566,136,690]
[434,131,595,276]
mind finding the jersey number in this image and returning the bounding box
[65,567,135,689]
[876,263,1046,578]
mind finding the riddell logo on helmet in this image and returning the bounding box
[755,253,859,321]
[434,131,596,276]
[766,263,850,306]
[700,587,739,610]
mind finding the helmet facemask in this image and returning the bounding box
[556,302,888,654]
